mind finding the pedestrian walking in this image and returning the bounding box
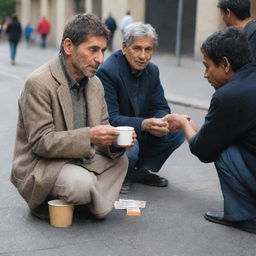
[120,11,134,37]
[104,13,117,51]
[24,24,33,45]
[37,17,50,48]
[5,14,22,65]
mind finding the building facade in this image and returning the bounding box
[17,0,256,59]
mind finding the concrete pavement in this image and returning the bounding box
[0,41,255,256]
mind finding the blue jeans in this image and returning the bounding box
[215,146,256,221]
[126,131,185,173]
[9,40,18,60]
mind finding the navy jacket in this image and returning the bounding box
[190,63,256,175]
[244,20,256,61]
[97,50,170,138]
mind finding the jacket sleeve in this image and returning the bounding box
[189,96,241,163]
[20,79,94,159]
[147,65,171,118]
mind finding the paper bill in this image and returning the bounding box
[127,207,141,216]
[114,199,146,209]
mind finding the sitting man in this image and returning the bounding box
[97,22,184,193]
[164,26,256,233]
[217,0,256,60]
[11,13,133,220]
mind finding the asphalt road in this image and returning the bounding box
[0,41,255,256]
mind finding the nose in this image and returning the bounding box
[95,51,104,64]
[204,69,208,79]
[138,49,146,59]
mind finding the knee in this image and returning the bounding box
[215,146,238,173]
[65,173,97,204]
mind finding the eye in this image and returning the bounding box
[145,47,153,52]
[89,47,98,53]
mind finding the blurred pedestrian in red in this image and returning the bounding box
[37,17,50,48]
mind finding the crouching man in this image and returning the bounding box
[164,27,256,233]
[11,13,134,220]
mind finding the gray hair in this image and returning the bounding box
[123,22,158,47]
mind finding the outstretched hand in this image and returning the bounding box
[162,114,191,132]
[141,118,169,137]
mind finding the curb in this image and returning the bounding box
[167,95,209,111]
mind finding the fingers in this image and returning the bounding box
[90,125,120,146]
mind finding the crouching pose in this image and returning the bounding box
[164,26,256,233]
[11,14,135,220]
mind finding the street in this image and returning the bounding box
[0,41,255,256]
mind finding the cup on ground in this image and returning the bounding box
[115,126,134,146]
[48,199,74,227]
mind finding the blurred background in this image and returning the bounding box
[1,0,256,60]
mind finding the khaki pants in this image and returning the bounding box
[50,155,128,218]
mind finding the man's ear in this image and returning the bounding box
[121,42,127,55]
[222,57,231,73]
[225,8,232,18]
[63,38,74,55]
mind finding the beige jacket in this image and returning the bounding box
[11,56,124,209]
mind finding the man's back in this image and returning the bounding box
[244,20,256,60]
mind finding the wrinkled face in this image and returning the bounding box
[64,36,107,81]
[203,54,231,90]
[122,36,155,71]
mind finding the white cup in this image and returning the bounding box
[115,126,134,146]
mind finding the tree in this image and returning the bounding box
[0,0,17,24]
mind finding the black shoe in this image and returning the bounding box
[204,211,256,234]
[130,167,168,187]
[30,202,49,220]
[120,175,133,194]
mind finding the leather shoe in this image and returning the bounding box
[204,211,256,234]
[130,167,168,187]
[30,202,49,220]
[120,175,133,194]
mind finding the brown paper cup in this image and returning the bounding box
[48,200,74,228]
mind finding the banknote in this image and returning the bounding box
[114,199,146,209]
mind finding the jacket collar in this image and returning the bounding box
[49,56,101,130]
[115,50,147,115]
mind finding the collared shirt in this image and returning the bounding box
[59,53,94,164]
[130,69,143,113]
[59,53,88,129]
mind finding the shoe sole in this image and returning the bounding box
[204,214,256,234]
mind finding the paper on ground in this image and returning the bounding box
[127,207,141,216]
[114,199,146,209]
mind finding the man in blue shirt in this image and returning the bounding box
[165,27,256,233]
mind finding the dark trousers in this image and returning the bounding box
[40,34,47,48]
[215,146,256,221]
[126,131,185,173]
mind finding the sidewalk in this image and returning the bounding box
[0,41,212,110]
[1,42,255,256]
